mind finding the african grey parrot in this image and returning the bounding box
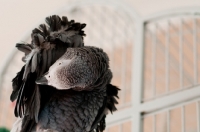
[10,15,119,132]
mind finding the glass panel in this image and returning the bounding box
[143,16,200,101]
[107,125,120,132]
[169,32,180,91]
[122,121,132,132]
[155,27,166,95]
[156,112,167,132]
[170,107,182,132]
[112,46,123,106]
[142,100,200,132]
[185,103,197,132]
[143,116,153,132]
[144,30,154,100]
[183,31,193,87]
[124,44,133,105]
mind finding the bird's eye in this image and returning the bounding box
[59,63,61,65]
[49,76,50,78]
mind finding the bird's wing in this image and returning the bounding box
[90,84,120,132]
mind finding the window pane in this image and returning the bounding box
[143,116,153,132]
[143,17,200,101]
[156,112,167,132]
[185,103,197,132]
[144,31,154,100]
[122,121,132,132]
[107,125,120,132]
[170,107,182,132]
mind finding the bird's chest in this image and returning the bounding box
[37,90,105,132]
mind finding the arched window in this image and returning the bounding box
[138,8,200,132]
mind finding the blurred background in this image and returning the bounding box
[1,0,200,132]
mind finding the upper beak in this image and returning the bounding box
[35,76,48,85]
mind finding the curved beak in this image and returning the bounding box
[35,76,48,85]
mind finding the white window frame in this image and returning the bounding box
[107,7,200,132]
[131,7,200,132]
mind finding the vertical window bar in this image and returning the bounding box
[179,19,183,89]
[193,18,197,84]
[197,102,200,132]
[182,106,185,132]
[132,19,144,132]
[166,21,170,93]
[152,24,157,97]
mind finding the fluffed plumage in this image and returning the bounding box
[35,46,119,132]
[11,15,119,132]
